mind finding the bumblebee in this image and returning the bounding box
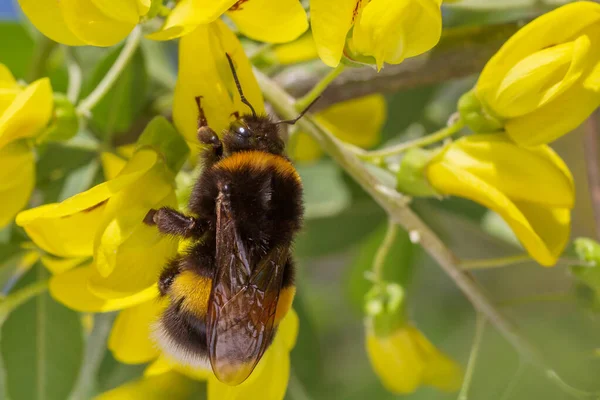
[144,54,316,385]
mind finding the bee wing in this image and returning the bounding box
[207,194,287,385]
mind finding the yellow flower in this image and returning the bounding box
[18,0,150,46]
[173,20,265,147]
[147,0,308,43]
[269,32,319,65]
[96,309,300,400]
[366,322,462,394]
[425,134,574,266]
[293,94,386,162]
[311,0,442,69]
[49,264,163,363]
[16,147,178,296]
[0,64,53,227]
[470,1,600,146]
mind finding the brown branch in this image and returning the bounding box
[584,110,600,240]
[276,21,524,111]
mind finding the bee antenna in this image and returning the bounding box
[274,96,321,126]
[225,52,257,118]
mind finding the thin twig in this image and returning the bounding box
[458,313,486,400]
[372,220,399,282]
[65,47,83,104]
[77,26,142,116]
[584,110,600,240]
[356,118,465,160]
[256,69,544,369]
[276,21,524,111]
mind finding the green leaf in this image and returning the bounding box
[59,160,100,201]
[346,224,416,313]
[0,23,34,80]
[35,143,97,203]
[1,266,84,400]
[82,46,148,136]
[137,117,190,173]
[289,294,324,396]
[140,40,176,90]
[97,352,145,394]
[297,161,351,219]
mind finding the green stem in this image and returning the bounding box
[27,36,57,81]
[460,254,532,270]
[0,280,49,324]
[372,220,398,283]
[460,254,586,270]
[256,67,545,369]
[498,292,574,308]
[65,47,83,104]
[295,63,345,112]
[287,370,313,400]
[458,313,486,400]
[77,26,142,116]
[358,118,465,161]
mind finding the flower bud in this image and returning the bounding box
[311,0,442,69]
[37,94,79,143]
[395,147,440,197]
[472,2,600,146]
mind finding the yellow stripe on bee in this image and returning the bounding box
[170,271,212,317]
[275,286,296,323]
[216,151,301,184]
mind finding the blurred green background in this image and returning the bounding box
[1,0,599,399]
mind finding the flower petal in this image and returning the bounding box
[90,213,178,298]
[41,255,88,275]
[226,0,308,43]
[411,327,462,392]
[426,159,569,266]
[0,64,17,88]
[0,78,53,148]
[100,152,128,181]
[109,298,166,364]
[441,135,574,208]
[494,34,592,118]
[351,0,442,69]
[505,78,600,146]
[16,150,157,258]
[311,0,359,67]
[271,33,319,65]
[173,20,265,146]
[146,0,235,41]
[17,0,85,46]
[60,0,136,46]
[91,0,146,23]
[95,371,195,400]
[294,94,385,162]
[366,326,425,394]
[0,141,35,227]
[477,2,600,103]
[49,265,158,312]
[93,160,176,278]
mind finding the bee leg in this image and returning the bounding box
[144,207,206,238]
[195,96,223,168]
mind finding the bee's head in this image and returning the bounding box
[223,114,285,156]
